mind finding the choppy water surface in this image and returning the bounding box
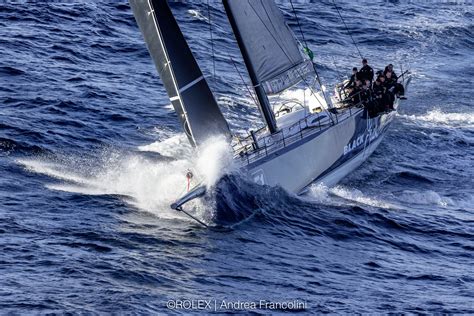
[1,1,473,313]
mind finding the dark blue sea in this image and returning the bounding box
[1,1,473,314]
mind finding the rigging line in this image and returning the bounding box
[228,53,259,108]
[249,2,294,62]
[207,0,216,82]
[248,3,335,123]
[299,72,336,125]
[287,1,323,84]
[331,55,344,81]
[289,0,307,47]
[332,0,363,60]
[287,2,335,122]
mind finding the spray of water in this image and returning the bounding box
[17,134,235,220]
[194,136,235,188]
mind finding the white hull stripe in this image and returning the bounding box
[169,96,180,102]
[179,76,204,94]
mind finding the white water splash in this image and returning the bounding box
[331,186,396,209]
[18,135,235,219]
[307,183,396,210]
[138,134,193,159]
[195,136,235,188]
[398,190,454,208]
[306,183,331,203]
[187,9,208,23]
[307,183,470,213]
[401,109,474,128]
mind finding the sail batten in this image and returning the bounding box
[130,0,231,147]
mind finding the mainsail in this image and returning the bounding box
[223,0,314,133]
[130,0,231,147]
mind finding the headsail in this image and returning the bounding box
[130,0,231,147]
[223,0,313,133]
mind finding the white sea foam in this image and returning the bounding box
[306,184,467,213]
[401,109,474,128]
[19,155,191,219]
[307,183,396,210]
[307,183,331,203]
[398,190,454,208]
[187,9,208,23]
[330,186,396,209]
[18,135,235,219]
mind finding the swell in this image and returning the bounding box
[1,1,473,314]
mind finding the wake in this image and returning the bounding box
[400,109,474,128]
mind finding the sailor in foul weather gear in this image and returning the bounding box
[348,79,363,106]
[360,82,371,105]
[385,70,405,100]
[362,83,377,118]
[379,75,394,111]
[358,58,374,83]
[384,63,398,79]
[383,71,396,110]
[344,67,360,89]
[372,77,386,113]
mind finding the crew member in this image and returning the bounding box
[372,76,386,113]
[344,67,359,89]
[358,58,374,83]
[384,71,396,109]
[348,80,363,106]
[384,64,398,79]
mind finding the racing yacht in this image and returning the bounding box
[129,0,411,216]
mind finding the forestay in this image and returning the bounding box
[130,0,231,147]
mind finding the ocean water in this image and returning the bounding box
[1,1,473,314]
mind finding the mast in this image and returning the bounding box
[129,0,231,147]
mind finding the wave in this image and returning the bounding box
[399,109,474,147]
[0,66,25,76]
[307,183,468,214]
[398,190,454,208]
[0,137,48,156]
[387,171,435,185]
[397,190,474,214]
[18,153,192,219]
[400,109,474,128]
[306,183,396,210]
[187,9,209,23]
